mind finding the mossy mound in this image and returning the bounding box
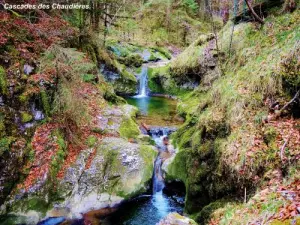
[147,65,189,96]
[98,48,138,96]
[164,9,300,223]
[118,54,144,67]
[119,117,140,139]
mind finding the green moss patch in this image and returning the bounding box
[0,66,8,95]
[20,112,33,123]
[119,117,140,139]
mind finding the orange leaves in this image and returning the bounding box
[269,118,300,161]
[272,180,300,221]
[0,9,76,62]
[57,143,81,179]
[20,123,59,190]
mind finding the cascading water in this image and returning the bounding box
[103,127,184,225]
[134,66,148,98]
[151,128,169,193]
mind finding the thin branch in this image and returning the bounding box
[267,90,300,122]
[279,90,300,113]
[244,0,264,24]
[280,131,292,161]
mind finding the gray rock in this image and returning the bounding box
[157,213,198,225]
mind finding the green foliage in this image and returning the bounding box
[0,137,15,157]
[112,0,211,46]
[195,199,228,224]
[118,54,144,67]
[0,112,6,136]
[40,90,51,117]
[167,9,300,219]
[82,74,96,83]
[18,93,30,104]
[263,126,278,145]
[20,112,33,123]
[0,66,8,95]
[182,0,198,13]
[86,135,97,147]
[150,46,172,60]
[50,129,67,178]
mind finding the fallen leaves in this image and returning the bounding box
[18,123,59,190]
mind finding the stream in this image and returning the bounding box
[102,128,184,225]
[38,57,185,225]
[102,61,185,224]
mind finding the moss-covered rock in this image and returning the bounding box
[118,54,144,67]
[195,199,227,224]
[20,112,33,123]
[147,65,189,96]
[54,138,156,218]
[157,213,198,225]
[119,117,140,139]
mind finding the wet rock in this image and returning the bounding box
[137,134,152,143]
[157,213,197,225]
[23,64,34,75]
[100,64,137,96]
[56,138,157,219]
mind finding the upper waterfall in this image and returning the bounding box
[134,66,148,98]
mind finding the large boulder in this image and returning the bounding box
[53,137,156,219]
[0,104,157,223]
[157,213,197,225]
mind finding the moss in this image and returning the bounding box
[150,46,172,60]
[195,199,227,224]
[82,73,97,83]
[18,93,30,104]
[40,90,50,117]
[118,54,143,67]
[92,128,108,135]
[20,112,33,123]
[140,145,157,181]
[135,66,142,74]
[0,66,8,95]
[165,150,188,184]
[263,126,278,145]
[119,117,140,139]
[82,44,97,63]
[147,64,188,95]
[50,129,67,179]
[86,135,97,147]
[147,67,166,93]
[0,113,6,137]
[0,136,15,157]
[11,197,49,216]
[148,53,158,62]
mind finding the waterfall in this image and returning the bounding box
[153,157,165,193]
[134,66,148,98]
[150,127,175,193]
